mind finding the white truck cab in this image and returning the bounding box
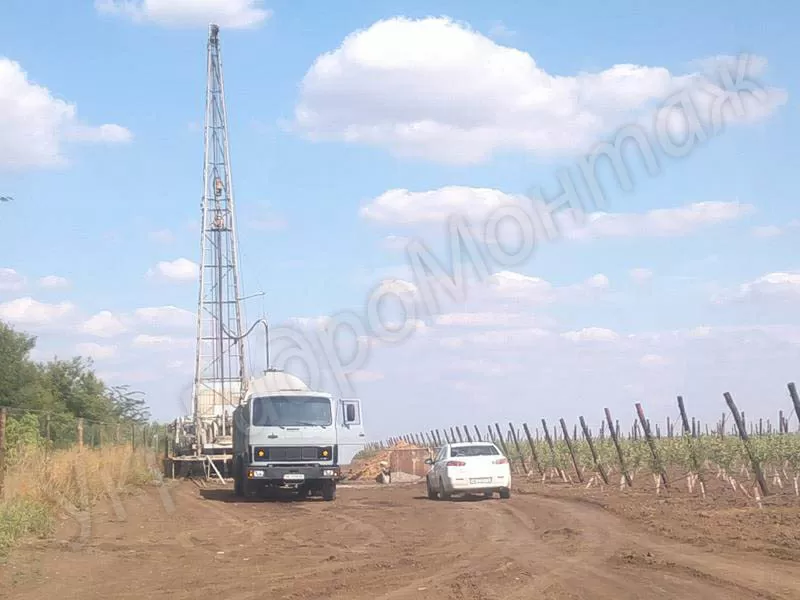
[231,370,365,500]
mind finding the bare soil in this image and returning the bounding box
[1,477,799,599]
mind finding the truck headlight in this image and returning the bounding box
[248,469,265,478]
[323,469,335,477]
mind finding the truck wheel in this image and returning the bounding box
[499,487,511,499]
[232,458,243,497]
[322,481,336,501]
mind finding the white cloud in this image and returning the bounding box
[434,312,550,329]
[0,58,132,170]
[640,353,669,366]
[561,327,619,342]
[292,17,785,164]
[566,201,755,240]
[629,268,653,284]
[361,186,514,225]
[722,272,800,303]
[81,310,128,338]
[750,220,800,238]
[75,342,118,361]
[132,334,193,349]
[360,187,754,245]
[146,258,199,282]
[0,297,75,326]
[372,278,418,298]
[0,268,25,291]
[38,275,69,289]
[134,305,195,330]
[95,0,271,29]
[751,225,783,238]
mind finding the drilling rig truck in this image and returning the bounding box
[232,369,365,501]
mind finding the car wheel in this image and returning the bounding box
[426,477,437,500]
[499,487,511,499]
[439,478,450,500]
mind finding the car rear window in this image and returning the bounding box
[451,445,500,457]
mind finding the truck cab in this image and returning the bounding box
[231,370,365,500]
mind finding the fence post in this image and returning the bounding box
[604,408,632,487]
[559,418,583,483]
[521,423,543,476]
[788,382,800,432]
[540,419,567,482]
[77,418,84,452]
[0,408,7,498]
[635,403,668,489]
[724,392,769,496]
[676,396,706,493]
[508,422,528,474]
[579,416,608,485]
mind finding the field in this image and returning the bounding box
[1,475,799,599]
[2,390,800,599]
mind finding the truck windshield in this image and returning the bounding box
[251,396,332,427]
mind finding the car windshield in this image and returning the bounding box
[251,396,332,427]
[451,445,500,457]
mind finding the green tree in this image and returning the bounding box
[107,385,151,422]
[0,322,46,411]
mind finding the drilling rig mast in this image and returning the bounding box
[167,24,247,477]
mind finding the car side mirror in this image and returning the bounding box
[424,458,433,465]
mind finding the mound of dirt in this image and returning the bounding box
[344,441,421,481]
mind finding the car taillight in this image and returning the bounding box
[493,458,508,464]
[446,460,466,467]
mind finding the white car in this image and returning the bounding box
[424,441,512,500]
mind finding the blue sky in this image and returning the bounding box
[1,0,799,439]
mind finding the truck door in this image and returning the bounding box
[337,398,366,466]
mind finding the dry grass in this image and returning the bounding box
[1,444,153,558]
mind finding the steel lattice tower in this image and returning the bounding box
[192,24,246,452]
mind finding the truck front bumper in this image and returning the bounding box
[246,464,339,483]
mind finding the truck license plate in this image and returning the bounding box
[470,477,491,484]
[283,473,305,481]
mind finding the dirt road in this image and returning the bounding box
[3,480,799,599]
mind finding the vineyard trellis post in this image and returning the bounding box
[724,392,769,497]
[541,418,567,482]
[579,416,608,485]
[788,382,800,432]
[676,395,706,494]
[508,422,528,474]
[559,418,583,483]
[604,408,632,487]
[635,403,668,489]
[493,423,515,471]
[522,422,544,476]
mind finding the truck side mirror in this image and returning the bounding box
[345,404,356,422]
